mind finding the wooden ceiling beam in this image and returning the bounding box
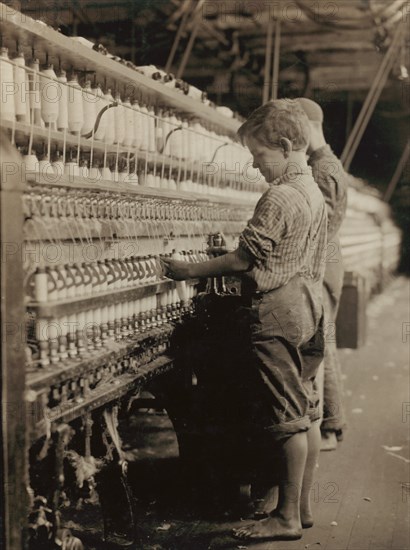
[238,28,376,49]
[195,18,319,36]
[198,0,400,20]
[280,64,380,90]
[251,42,376,54]
[305,50,383,67]
[198,0,406,29]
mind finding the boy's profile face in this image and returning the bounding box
[245,135,287,183]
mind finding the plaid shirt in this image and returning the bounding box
[308,145,348,239]
[239,168,327,293]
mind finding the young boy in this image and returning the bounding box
[297,97,348,449]
[162,99,327,541]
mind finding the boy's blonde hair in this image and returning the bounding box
[238,99,311,151]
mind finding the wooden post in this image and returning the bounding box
[345,90,353,142]
[271,15,282,100]
[131,21,136,65]
[263,16,274,103]
[341,21,404,169]
[165,0,193,74]
[176,0,205,80]
[0,130,28,549]
[384,140,410,202]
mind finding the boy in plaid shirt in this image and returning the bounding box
[163,99,327,541]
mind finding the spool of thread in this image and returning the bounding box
[82,263,93,296]
[131,257,141,285]
[92,299,102,327]
[118,169,128,183]
[181,119,189,159]
[38,153,56,179]
[115,302,122,332]
[64,159,79,178]
[137,257,146,285]
[88,162,101,181]
[171,250,188,303]
[124,171,139,185]
[57,70,68,130]
[122,97,134,147]
[23,150,39,176]
[76,310,86,354]
[139,104,150,151]
[0,48,16,122]
[40,64,59,126]
[132,100,142,149]
[172,288,179,307]
[103,89,115,145]
[167,113,178,157]
[79,159,89,179]
[48,320,60,364]
[145,255,154,283]
[13,51,30,122]
[186,121,195,160]
[111,167,119,183]
[146,171,155,188]
[125,258,134,287]
[98,260,108,292]
[119,260,129,288]
[92,84,106,141]
[194,122,204,162]
[28,58,42,125]
[159,286,168,307]
[147,105,156,153]
[58,314,69,360]
[175,115,184,158]
[169,176,177,191]
[114,92,125,145]
[82,80,96,135]
[35,317,49,343]
[84,309,95,351]
[55,264,68,300]
[67,313,78,357]
[101,305,109,340]
[67,74,83,134]
[64,264,76,299]
[34,267,48,302]
[52,151,64,177]
[155,111,164,153]
[101,165,111,180]
[46,266,59,301]
[162,111,171,156]
[111,260,121,290]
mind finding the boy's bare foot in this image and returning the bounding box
[232,513,302,541]
[249,510,313,528]
[300,500,314,528]
[300,509,314,529]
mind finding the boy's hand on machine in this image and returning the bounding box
[206,246,229,257]
[160,258,191,281]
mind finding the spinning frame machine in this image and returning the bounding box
[0,3,402,548]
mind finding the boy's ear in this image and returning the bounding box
[279,137,293,157]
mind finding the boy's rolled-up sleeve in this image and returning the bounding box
[239,194,286,263]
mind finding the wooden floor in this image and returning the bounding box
[66,276,410,550]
